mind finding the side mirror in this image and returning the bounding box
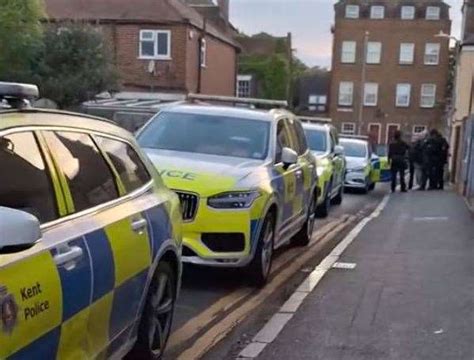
[335,145,344,156]
[0,207,41,252]
[281,147,298,169]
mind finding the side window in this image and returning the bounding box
[44,131,119,213]
[0,132,58,223]
[329,132,336,153]
[285,118,302,155]
[96,136,152,194]
[276,119,292,163]
[293,120,308,155]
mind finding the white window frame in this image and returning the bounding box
[341,122,356,135]
[368,123,382,144]
[345,5,360,19]
[426,6,440,20]
[200,38,207,67]
[396,83,411,107]
[364,83,379,107]
[401,6,415,20]
[424,43,440,65]
[420,84,437,108]
[139,29,171,60]
[236,75,252,98]
[341,41,356,63]
[413,125,428,135]
[366,42,382,64]
[399,43,415,64]
[386,123,401,144]
[338,81,354,106]
[370,5,385,19]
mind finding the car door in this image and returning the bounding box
[289,118,315,217]
[273,118,300,236]
[41,130,153,357]
[331,128,345,192]
[0,131,70,359]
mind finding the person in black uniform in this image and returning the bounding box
[420,129,438,190]
[388,130,409,193]
[434,132,449,190]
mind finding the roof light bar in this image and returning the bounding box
[298,116,332,124]
[187,93,288,108]
[340,134,370,140]
[0,82,39,109]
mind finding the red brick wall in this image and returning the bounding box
[329,5,451,144]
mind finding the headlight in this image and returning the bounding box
[208,191,261,209]
[348,166,366,173]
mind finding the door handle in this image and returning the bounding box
[131,218,148,234]
[54,245,83,269]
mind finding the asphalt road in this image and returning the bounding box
[166,185,389,359]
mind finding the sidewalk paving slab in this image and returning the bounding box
[257,190,474,360]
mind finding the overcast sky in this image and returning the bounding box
[230,0,462,68]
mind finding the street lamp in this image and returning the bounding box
[357,31,370,136]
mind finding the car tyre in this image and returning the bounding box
[292,195,317,247]
[315,183,331,218]
[127,262,176,360]
[248,213,275,288]
[331,185,343,205]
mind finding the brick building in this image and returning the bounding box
[45,0,239,97]
[329,0,451,146]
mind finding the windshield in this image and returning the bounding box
[138,112,270,160]
[304,128,327,153]
[340,140,367,158]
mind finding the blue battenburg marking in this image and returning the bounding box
[250,219,261,253]
[9,327,60,360]
[109,270,148,339]
[86,229,115,302]
[144,205,172,260]
[51,237,92,322]
[282,201,293,223]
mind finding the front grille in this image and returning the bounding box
[175,191,199,221]
[201,233,246,252]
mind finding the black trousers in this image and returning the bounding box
[391,165,406,192]
[408,161,415,190]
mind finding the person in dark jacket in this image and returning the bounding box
[434,132,449,190]
[388,130,409,193]
[408,133,425,190]
[420,129,438,190]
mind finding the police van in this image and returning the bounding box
[0,82,182,359]
[137,94,319,287]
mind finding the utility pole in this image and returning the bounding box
[358,31,369,135]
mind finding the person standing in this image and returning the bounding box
[388,130,409,193]
[408,133,424,190]
[422,129,443,190]
[435,131,449,190]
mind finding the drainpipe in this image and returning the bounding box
[197,20,206,94]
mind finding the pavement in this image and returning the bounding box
[254,189,474,360]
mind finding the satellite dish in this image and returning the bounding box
[147,60,156,74]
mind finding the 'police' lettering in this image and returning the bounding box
[159,169,197,181]
[24,300,50,320]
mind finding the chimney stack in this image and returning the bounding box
[217,0,229,22]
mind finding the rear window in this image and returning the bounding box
[305,128,327,153]
[44,131,119,212]
[138,112,270,160]
[96,136,151,194]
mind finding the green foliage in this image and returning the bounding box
[239,54,289,100]
[31,25,118,108]
[0,0,44,81]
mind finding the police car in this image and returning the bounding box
[302,120,346,217]
[339,135,379,193]
[0,82,182,359]
[137,95,318,287]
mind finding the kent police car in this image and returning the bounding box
[137,95,318,287]
[340,135,378,193]
[0,82,182,359]
[302,120,346,217]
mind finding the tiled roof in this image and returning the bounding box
[44,0,238,47]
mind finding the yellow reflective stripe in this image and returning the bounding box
[36,132,68,216]
[86,293,114,358]
[0,252,62,358]
[56,307,90,360]
[106,218,151,287]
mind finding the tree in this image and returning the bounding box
[32,24,118,109]
[0,0,44,81]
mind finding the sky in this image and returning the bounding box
[230,0,463,68]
